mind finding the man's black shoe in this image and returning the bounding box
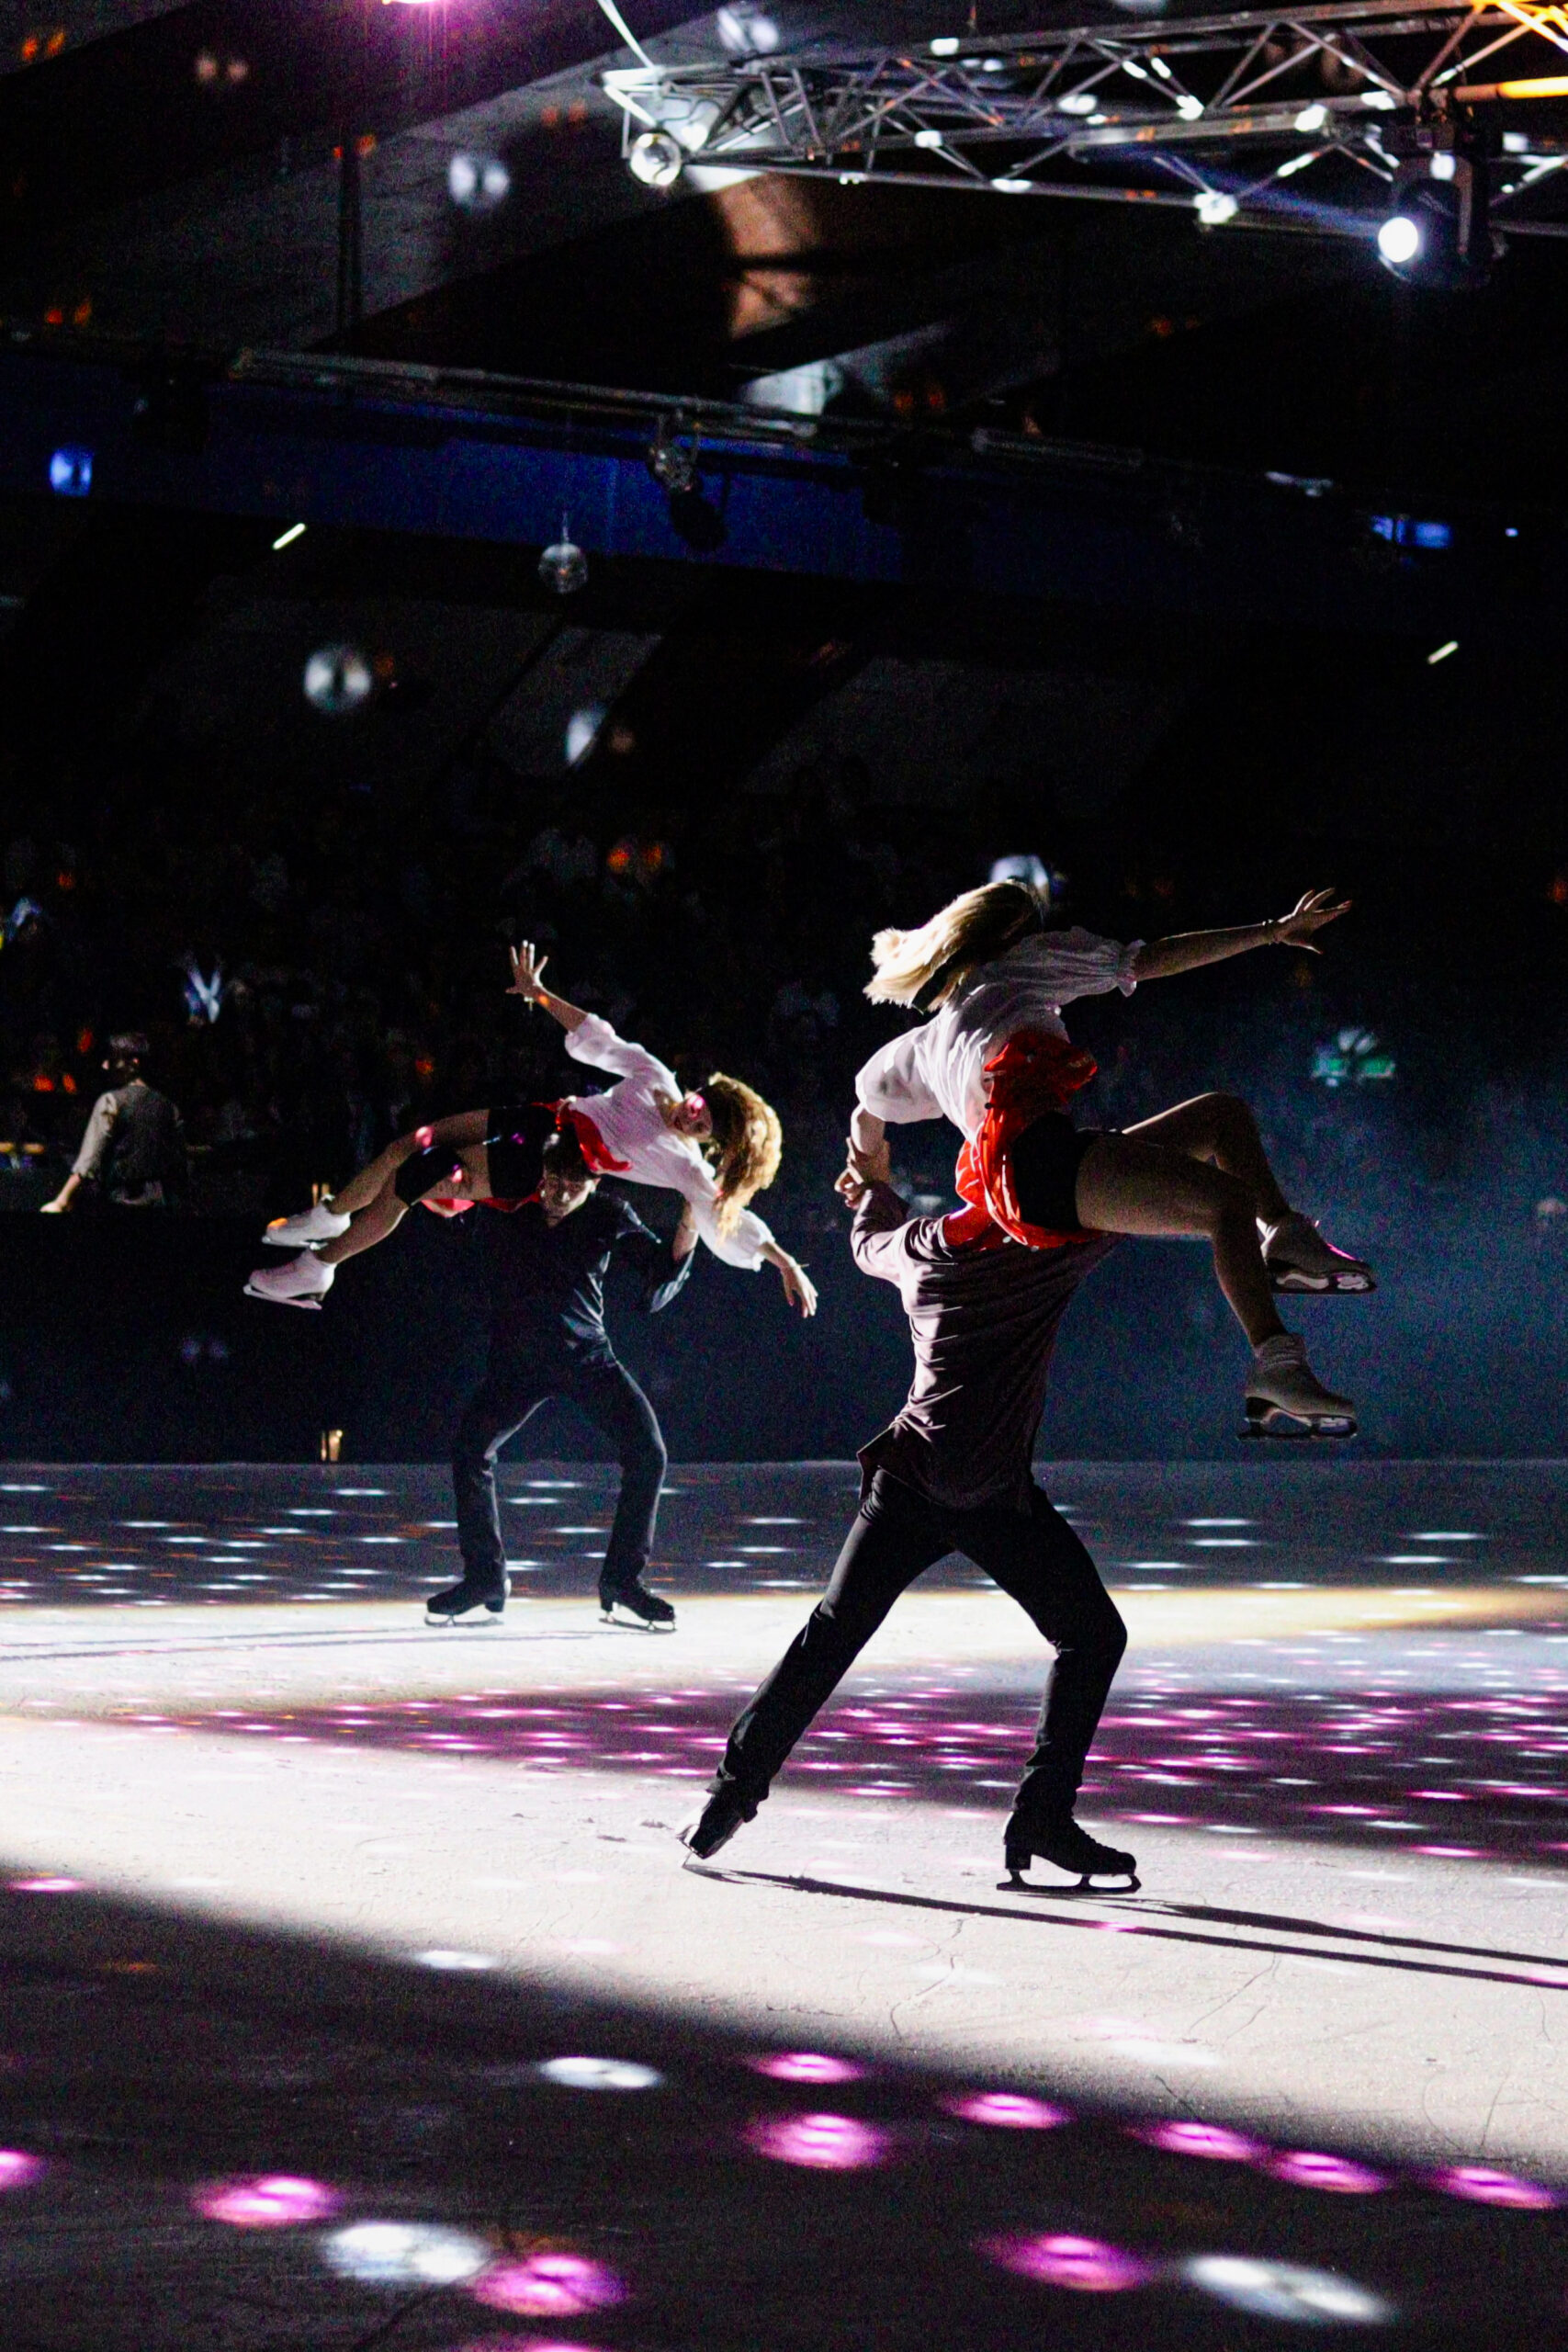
[1001,1815,1138,1889]
[424,1576,508,1627]
[679,1785,756,1861]
[599,1577,675,1630]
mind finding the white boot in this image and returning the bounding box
[1260,1210,1374,1295]
[264,1201,352,1249]
[244,1252,335,1309]
[1245,1331,1356,1438]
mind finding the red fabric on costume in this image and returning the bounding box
[955,1026,1099,1251]
[557,1102,631,1176]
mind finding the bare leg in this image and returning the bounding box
[1075,1130,1285,1348]
[330,1110,492,1216]
[1121,1091,1292,1225]
[316,1185,408,1266]
[318,1136,492,1268]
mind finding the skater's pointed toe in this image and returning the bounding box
[680,1786,755,1862]
[1261,1211,1375,1295]
[1002,1815,1138,1890]
[244,1253,334,1308]
[1245,1332,1357,1439]
[424,1576,509,1625]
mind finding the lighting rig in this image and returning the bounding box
[602,1,1568,280]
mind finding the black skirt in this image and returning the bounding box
[1010,1111,1100,1235]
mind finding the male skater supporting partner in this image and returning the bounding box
[682,1136,1136,1887]
[426,1107,698,1632]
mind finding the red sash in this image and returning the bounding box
[950,1027,1099,1251]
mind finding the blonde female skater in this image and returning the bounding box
[851,881,1371,1437]
[247,944,818,1317]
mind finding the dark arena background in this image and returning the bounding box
[3,4,1568,2347]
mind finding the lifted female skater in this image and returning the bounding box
[246,944,817,1317]
[851,881,1371,1438]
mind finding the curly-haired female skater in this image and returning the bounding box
[850,881,1371,1437]
[247,944,817,1317]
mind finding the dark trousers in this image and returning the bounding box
[453,1345,668,1597]
[715,1469,1126,1827]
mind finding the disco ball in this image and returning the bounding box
[302,644,374,717]
[448,150,511,213]
[538,532,589,595]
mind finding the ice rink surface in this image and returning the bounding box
[1,1458,1566,2347]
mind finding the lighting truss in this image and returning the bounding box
[601,2,1568,239]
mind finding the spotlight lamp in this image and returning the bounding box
[1376,148,1495,289]
[628,130,683,188]
[1194,190,1239,227]
[538,518,589,595]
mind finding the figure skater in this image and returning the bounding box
[850,881,1371,1439]
[682,1135,1134,1887]
[245,944,818,1317]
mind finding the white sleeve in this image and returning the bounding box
[1018,927,1143,1004]
[855,1030,943,1126]
[661,1146,772,1270]
[563,1014,674,1092]
[72,1091,119,1181]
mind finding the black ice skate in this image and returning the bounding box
[679,1785,756,1862]
[599,1577,675,1631]
[1001,1815,1139,1892]
[1260,1211,1376,1296]
[424,1576,509,1626]
[1243,1332,1358,1440]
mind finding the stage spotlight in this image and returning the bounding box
[565,705,605,766]
[1377,149,1493,288]
[538,521,589,595]
[303,644,374,717]
[48,447,93,497]
[628,130,683,187]
[716,5,779,51]
[447,151,510,211]
[1194,191,1238,227]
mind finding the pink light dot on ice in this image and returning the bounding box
[944,2092,1069,2130]
[744,2111,891,2169]
[469,2254,627,2316]
[7,1877,84,1894]
[0,2149,46,2189]
[1133,2120,1265,2163]
[1431,2165,1561,2210]
[749,2051,866,2085]
[983,2232,1153,2292]
[1269,2150,1388,2194]
[193,2174,341,2227]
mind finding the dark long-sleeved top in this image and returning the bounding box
[482,1190,692,1360]
[851,1182,1113,1512]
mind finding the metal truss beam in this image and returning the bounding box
[601,4,1568,239]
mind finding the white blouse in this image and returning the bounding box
[563,1016,774,1272]
[854,927,1143,1142]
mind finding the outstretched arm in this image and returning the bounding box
[1132,889,1350,984]
[508,941,588,1034]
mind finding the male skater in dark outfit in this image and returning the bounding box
[424,1113,697,1632]
[682,1138,1136,1885]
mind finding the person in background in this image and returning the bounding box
[40,1032,188,1213]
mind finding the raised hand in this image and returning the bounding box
[1273,889,1352,952]
[507,940,548,1000]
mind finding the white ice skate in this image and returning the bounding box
[1244,1332,1357,1439]
[1260,1211,1375,1295]
[264,1201,351,1249]
[244,1252,335,1309]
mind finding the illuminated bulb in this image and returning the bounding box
[302,644,373,716]
[914,128,944,149]
[1195,190,1238,225]
[931,35,960,53]
[991,176,1032,192]
[1057,89,1099,114]
[1184,2256,1394,2324]
[628,129,683,187]
[1377,212,1422,265]
[1429,149,1457,180]
[447,151,511,211]
[1175,92,1203,117]
[1293,101,1327,130]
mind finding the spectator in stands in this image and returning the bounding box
[40,1032,189,1212]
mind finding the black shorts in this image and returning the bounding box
[1010,1112,1101,1235]
[482,1106,543,1204]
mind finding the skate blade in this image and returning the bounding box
[998,1868,1141,1895]
[1242,1403,1358,1440]
[599,1604,676,1633]
[424,1608,503,1627]
[1269,1268,1375,1295]
[243,1282,322,1308]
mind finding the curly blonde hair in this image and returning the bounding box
[702,1074,784,1235]
[865,878,1046,1012]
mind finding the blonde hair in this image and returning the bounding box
[865,879,1046,1011]
[703,1074,784,1234]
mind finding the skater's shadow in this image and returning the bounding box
[701,1867,1568,1991]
